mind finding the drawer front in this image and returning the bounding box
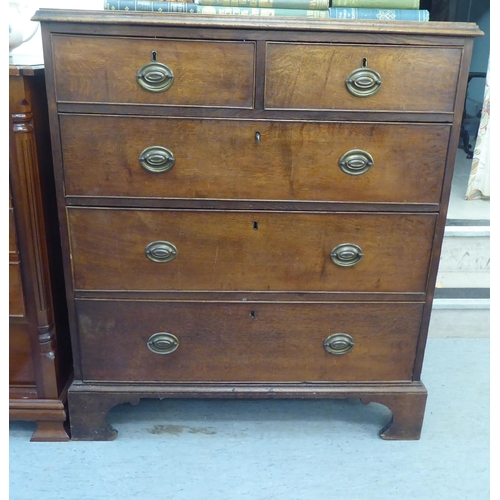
[61,114,450,204]
[68,209,436,293]
[9,263,26,317]
[265,43,461,112]
[76,300,423,382]
[52,35,255,108]
[9,322,36,386]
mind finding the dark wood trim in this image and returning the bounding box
[32,10,482,38]
[64,196,440,213]
[40,26,83,382]
[74,291,426,302]
[56,102,456,123]
[67,380,427,441]
[413,37,476,380]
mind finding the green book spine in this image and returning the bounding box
[331,0,419,9]
[329,8,429,20]
[105,0,197,12]
[196,0,329,10]
[196,6,329,15]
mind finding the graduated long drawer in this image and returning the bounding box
[60,115,450,205]
[76,299,423,383]
[67,208,437,292]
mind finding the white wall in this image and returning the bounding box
[10,0,104,58]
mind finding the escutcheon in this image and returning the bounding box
[145,241,178,263]
[324,333,355,355]
[147,332,179,355]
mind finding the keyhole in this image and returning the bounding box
[253,221,258,230]
[362,57,367,67]
[255,131,261,145]
[151,51,158,61]
[250,310,257,319]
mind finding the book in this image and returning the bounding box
[197,6,329,16]
[331,0,419,8]
[329,8,429,20]
[104,0,197,11]
[196,0,329,9]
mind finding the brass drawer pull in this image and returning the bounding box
[137,61,174,93]
[139,146,175,173]
[346,63,382,97]
[331,244,363,267]
[147,332,179,355]
[338,149,374,176]
[145,241,178,263]
[324,333,355,355]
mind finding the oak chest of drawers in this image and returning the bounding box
[35,9,482,440]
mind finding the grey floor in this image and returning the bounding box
[9,337,489,500]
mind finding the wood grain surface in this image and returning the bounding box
[60,114,450,204]
[52,35,255,108]
[265,43,462,112]
[76,299,423,382]
[68,208,437,293]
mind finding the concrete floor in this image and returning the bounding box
[9,337,489,500]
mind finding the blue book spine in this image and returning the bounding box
[329,8,430,21]
[105,1,198,12]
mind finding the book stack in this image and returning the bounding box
[104,0,430,20]
[329,0,429,21]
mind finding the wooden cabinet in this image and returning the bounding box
[33,10,482,440]
[9,57,72,441]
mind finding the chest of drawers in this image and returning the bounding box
[34,9,481,440]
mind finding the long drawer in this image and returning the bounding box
[61,115,450,204]
[68,208,437,293]
[51,35,255,108]
[76,299,423,382]
[265,42,462,112]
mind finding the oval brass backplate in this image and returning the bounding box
[147,332,179,355]
[324,333,355,355]
[145,241,178,263]
[137,61,174,93]
[139,146,175,174]
[338,149,374,176]
[346,67,382,97]
[330,244,363,267]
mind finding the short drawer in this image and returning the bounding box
[52,35,255,108]
[265,42,462,113]
[76,299,423,382]
[9,263,25,317]
[68,208,436,293]
[61,114,450,205]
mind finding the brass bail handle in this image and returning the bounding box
[147,332,179,355]
[139,146,175,173]
[324,333,355,355]
[346,57,382,98]
[145,241,178,263]
[137,50,174,93]
[331,243,363,267]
